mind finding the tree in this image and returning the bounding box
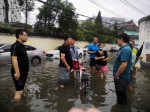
[95,11,103,34]
[36,0,78,36]
[37,0,62,33]
[34,21,43,33]
[58,0,78,36]
[75,29,84,40]
[95,11,104,42]
[18,0,34,30]
[113,21,118,37]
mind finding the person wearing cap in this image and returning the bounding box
[113,33,132,105]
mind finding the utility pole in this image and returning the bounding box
[25,0,27,30]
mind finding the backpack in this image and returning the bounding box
[72,61,80,70]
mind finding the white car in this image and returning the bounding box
[0,43,46,65]
[46,46,84,59]
[81,45,89,56]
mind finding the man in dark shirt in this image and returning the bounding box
[59,36,73,88]
[10,29,29,101]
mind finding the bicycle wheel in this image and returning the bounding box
[82,80,87,95]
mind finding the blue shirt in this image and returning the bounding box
[88,43,99,59]
[113,44,132,81]
[70,45,78,60]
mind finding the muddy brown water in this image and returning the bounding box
[0,53,150,112]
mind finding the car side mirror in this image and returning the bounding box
[0,49,4,53]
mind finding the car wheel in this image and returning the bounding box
[79,53,82,58]
[31,57,41,64]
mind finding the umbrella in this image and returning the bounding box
[134,42,145,63]
[136,42,145,57]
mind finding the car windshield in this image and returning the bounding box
[53,46,61,50]
[0,44,5,47]
[84,45,89,48]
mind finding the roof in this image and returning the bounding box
[111,17,126,21]
[138,15,150,24]
[109,20,139,31]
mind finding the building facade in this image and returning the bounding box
[78,16,126,27]
[0,0,21,23]
[109,20,139,46]
[139,15,150,63]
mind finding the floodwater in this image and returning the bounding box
[0,53,150,112]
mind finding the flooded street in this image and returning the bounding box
[0,53,150,112]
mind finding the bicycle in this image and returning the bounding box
[72,60,91,95]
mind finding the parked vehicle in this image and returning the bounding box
[46,46,84,59]
[0,43,46,64]
[82,45,89,56]
[110,45,120,52]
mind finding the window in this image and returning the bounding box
[53,46,61,50]
[30,46,36,50]
[76,46,80,49]
[1,45,12,52]
[25,45,31,51]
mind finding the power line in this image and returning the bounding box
[137,0,150,9]
[37,0,94,19]
[36,0,112,24]
[88,0,129,19]
[120,0,148,16]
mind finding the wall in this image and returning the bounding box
[139,17,150,62]
[0,35,114,51]
[0,35,89,51]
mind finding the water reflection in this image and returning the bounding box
[0,53,150,112]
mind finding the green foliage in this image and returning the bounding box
[58,0,78,36]
[34,21,43,33]
[113,21,118,38]
[75,29,84,40]
[36,0,78,36]
[79,11,117,43]
[0,22,12,29]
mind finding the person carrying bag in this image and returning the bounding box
[95,43,108,79]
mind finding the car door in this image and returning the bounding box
[25,45,33,62]
[0,45,12,64]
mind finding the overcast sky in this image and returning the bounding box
[22,0,150,25]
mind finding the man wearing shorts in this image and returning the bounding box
[10,29,29,101]
[59,36,73,88]
[87,37,99,73]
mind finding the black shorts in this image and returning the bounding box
[11,72,28,91]
[90,58,96,66]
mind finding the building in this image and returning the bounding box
[0,0,21,23]
[109,20,139,46]
[102,17,126,27]
[138,15,150,64]
[78,16,126,27]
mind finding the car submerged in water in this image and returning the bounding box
[46,46,84,59]
[0,43,46,65]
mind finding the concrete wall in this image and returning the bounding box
[0,35,114,51]
[0,35,89,51]
[139,17,150,62]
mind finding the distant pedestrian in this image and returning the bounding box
[95,43,108,79]
[87,37,99,73]
[10,29,29,101]
[127,40,138,90]
[129,40,138,80]
[113,33,132,105]
[58,36,73,88]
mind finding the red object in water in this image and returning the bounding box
[72,61,80,70]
